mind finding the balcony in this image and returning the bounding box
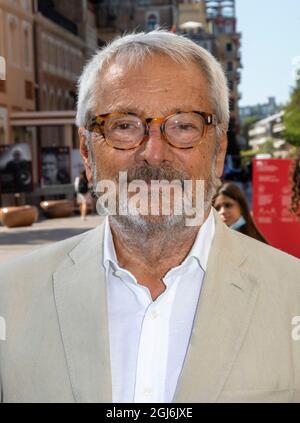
[38,1,78,35]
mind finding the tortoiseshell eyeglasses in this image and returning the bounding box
[86,111,218,150]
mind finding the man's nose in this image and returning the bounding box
[135,122,173,167]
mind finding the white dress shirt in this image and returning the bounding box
[103,209,215,403]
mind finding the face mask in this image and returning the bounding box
[230,215,246,230]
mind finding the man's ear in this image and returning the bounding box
[79,128,93,184]
[215,132,228,178]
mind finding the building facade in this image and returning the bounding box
[95,0,177,42]
[34,0,87,149]
[0,0,35,145]
[177,0,242,159]
[0,0,100,204]
[248,111,286,154]
[240,97,281,124]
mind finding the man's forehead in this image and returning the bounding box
[100,53,207,87]
[96,55,211,115]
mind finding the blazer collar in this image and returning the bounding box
[53,222,112,403]
[173,210,260,402]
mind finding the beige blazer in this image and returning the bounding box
[0,210,300,403]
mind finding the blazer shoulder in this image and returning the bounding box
[232,229,300,292]
[239,230,299,267]
[0,226,100,293]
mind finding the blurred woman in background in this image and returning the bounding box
[214,182,268,244]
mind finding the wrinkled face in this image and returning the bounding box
[13,151,22,162]
[42,154,58,182]
[214,193,242,226]
[79,54,227,228]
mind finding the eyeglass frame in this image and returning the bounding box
[85,111,219,150]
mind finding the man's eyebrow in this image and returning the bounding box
[103,107,197,116]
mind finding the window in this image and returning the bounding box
[227,61,233,71]
[25,80,34,100]
[0,107,8,145]
[49,38,55,66]
[23,22,32,69]
[225,21,233,33]
[226,42,232,52]
[57,90,63,110]
[228,80,234,91]
[43,86,49,110]
[7,15,20,66]
[0,56,5,81]
[0,80,6,93]
[22,0,31,12]
[146,12,159,31]
[49,89,55,110]
[43,35,49,65]
[0,10,4,58]
[64,93,69,110]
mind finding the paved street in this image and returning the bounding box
[0,214,104,264]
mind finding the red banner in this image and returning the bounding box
[253,158,300,258]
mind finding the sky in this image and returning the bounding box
[236,0,300,107]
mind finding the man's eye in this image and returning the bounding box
[113,122,135,130]
[175,123,197,130]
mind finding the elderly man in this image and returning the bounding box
[0,31,300,403]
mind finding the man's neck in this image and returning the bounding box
[108,213,209,300]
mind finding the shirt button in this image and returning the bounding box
[114,270,123,278]
[143,388,153,397]
[150,309,159,320]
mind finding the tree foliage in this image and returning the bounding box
[284,79,300,147]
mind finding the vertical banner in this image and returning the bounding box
[253,158,300,258]
[0,143,33,193]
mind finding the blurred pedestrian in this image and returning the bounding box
[214,181,268,243]
[74,170,90,220]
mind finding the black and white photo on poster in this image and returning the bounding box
[40,147,71,186]
[0,143,33,193]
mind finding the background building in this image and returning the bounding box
[94,0,177,42]
[34,0,87,149]
[177,0,242,164]
[248,111,291,158]
[0,0,245,206]
[0,0,35,145]
[240,96,281,124]
[0,0,100,204]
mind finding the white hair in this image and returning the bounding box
[76,29,229,135]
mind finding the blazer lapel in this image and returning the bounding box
[174,211,260,402]
[53,223,112,403]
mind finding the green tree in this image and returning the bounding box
[284,79,300,147]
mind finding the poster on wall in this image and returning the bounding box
[252,158,300,258]
[0,143,33,193]
[40,147,71,186]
